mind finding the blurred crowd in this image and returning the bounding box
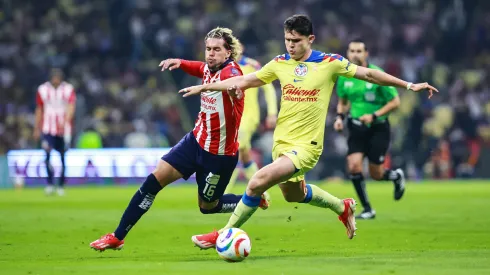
[1,0,489,179]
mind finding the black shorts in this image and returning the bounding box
[347,118,390,165]
[42,134,65,153]
[162,132,239,203]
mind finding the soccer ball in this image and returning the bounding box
[216,228,251,262]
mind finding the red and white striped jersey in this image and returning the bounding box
[180,60,244,156]
[36,81,76,136]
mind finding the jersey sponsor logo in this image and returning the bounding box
[201,95,218,111]
[294,63,308,77]
[293,79,303,82]
[282,84,320,102]
[364,91,376,102]
[344,81,354,88]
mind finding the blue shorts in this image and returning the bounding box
[42,134,65,153]
[162,132,239,202]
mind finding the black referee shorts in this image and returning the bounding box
[347,118,391,165]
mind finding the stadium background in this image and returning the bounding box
[2,0,490,186]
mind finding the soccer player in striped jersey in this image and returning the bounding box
[180,15,437,247]
[224,45,278,194]
[33,69,76,196]
[90,27,269,251]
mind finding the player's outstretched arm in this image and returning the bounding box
[179,72,266,97]
[354,66,439,98]
[159,58,204,78]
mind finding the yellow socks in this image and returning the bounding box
[301,184,344,215]
[220,193,261,233]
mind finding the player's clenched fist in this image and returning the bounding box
[159,58,181,71]
[227,85,244,100]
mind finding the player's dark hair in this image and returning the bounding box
[283,14,313,36]
[349,37,368,51]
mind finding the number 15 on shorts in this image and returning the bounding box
[203,172,220,200]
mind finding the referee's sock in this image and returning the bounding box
[383,169,401,181]
[350,173,372,212]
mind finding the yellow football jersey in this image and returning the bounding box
[256,50,357,149]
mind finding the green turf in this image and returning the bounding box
[0,181,489,275]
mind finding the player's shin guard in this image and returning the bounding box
[300,184,344,215]
[45,150,54,185]
[114,174,162,240]
[350,173,372,211]
[221,193,260,232]
[200,194,242,214]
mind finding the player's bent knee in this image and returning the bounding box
[282,192,303,203]
[247,174,268,196]
[348,163,363,174]
[152,160,182,188]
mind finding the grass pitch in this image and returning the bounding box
[0,181,489,275]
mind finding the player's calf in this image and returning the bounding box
[297,183,345,215]
[199,194,242,214]
[350,173,373,213]
[279,180,308,203]
[199,192,270,214]
[111,174,163,241]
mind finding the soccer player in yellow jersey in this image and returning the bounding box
[181,15,438,246]
[224,46,278,194]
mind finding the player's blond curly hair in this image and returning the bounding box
[205,27,242,61]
